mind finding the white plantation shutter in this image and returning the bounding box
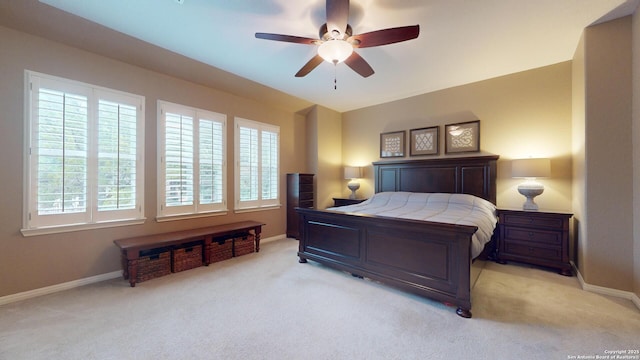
[25,71,145,231]
[235,117,279,210]
[199,119,224,207]
[238,126,259,203]
[158,101,226,217]
[94,91,143,222]
[261,130,278,201]
[34,86,89,225]
[164,112,195,207]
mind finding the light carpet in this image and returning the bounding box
[0,238,638,360]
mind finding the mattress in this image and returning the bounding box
[327,192,498,258]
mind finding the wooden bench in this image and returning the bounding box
[114,220,264,287]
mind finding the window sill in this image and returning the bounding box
[21,218,147,237]
[234,204,281,214]
[155,210,228,223]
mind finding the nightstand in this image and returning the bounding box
[496,209,573,276]
[332,198,367,207]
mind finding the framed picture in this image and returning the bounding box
[380,131,405,158]
[410,126,439,156]
[445,120,480,154]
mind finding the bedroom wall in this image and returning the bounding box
[572,34,587,277]
[0,25,309,297]
[632,7,640,302]
[581,17,633,292]
[305,105,343,209]
[341,62,573,213]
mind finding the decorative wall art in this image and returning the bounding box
[380,131,405,158]
[410,126,439,156]
[445,120,480,154]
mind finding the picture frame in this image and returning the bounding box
[380,131,405,158]
[409,126,439,156]
[445,120,480,154]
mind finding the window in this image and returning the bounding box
[234,117,280,211]
[24,71,145,234]
[158,101,227,218]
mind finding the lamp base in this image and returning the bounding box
[518,184,544,211]
[347,181,360,200]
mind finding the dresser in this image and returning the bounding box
[286,173,314,239]
[496,209,573,276]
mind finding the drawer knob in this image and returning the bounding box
[528,232,534,237]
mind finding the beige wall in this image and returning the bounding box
[304,105,343,209]
[342,62,573,212]
[633,8,640,300]
[0,26,308,297]
[572,33,587,275]
[578,17,634,291]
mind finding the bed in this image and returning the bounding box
[296,155,499,318]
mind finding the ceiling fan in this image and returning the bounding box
[255,0,419,78]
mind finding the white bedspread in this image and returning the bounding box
[327,192,498,258]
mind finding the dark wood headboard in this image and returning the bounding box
[372,155,499,204]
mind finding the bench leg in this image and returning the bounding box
[255,230,262,252]
[127,259,138,287]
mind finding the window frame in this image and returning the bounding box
[22,71,145,236]
[157,101,227,220]
[234,117,280,212]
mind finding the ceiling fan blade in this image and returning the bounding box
[344,52,374,78]
[295,55,324,77]
[326,0,349,38]
[255,32,318,45]
[350,25,420,48]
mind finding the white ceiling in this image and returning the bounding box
[26,0,640,112]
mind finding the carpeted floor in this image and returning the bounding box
[1,237,638,360]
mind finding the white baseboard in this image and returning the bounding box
[0,235,289,306]
[572,262,640,311]
[0,271,122,306]
[261,234,287,244]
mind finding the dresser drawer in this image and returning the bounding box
[298,200,314,208]
[502,227,561,246]
[299,184,314,193]
[299,192,314,201]
[503,241,561,262]
[501,213,565,230]
[299,175,314,184]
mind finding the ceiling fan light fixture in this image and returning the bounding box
[318,40,353,64]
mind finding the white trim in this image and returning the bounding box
[572,262,640,311]
[155,210,228,223]
[21,218,146,237]
[0,271,121,306]
[261,234,286,244]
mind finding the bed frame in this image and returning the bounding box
[296,155,499,318]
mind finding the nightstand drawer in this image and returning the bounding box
[501,213,565,230]
[298,200,314,208]
[503,241,561,261]
[503,227,561,246]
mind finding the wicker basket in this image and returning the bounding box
[136,248,171,283]
[208,237,233,263]
[234,234,255,257]
[172,241,203,273]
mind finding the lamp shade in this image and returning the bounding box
[318,40,353,64]
[344,166,363,179]
[512,158,550,178]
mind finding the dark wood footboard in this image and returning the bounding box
[296,207,478,318]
